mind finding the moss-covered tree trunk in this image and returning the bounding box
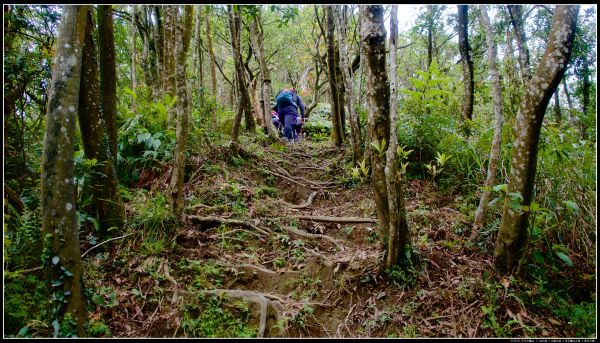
[326,5,343,147]
[154,6,165,100]
[97,5,118,162]
[335,5,361,163]
[41,5,89,336]
[168,5,193,219]
[360,5,391,254]
[472,5,505,238]
[78,7,125,236]
[494,5,579,272]
[384,5,410,267]
[457,5,474,123]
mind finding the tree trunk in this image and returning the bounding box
[360,5,391,253]
[334,41,347,138]
[249,12,276,137]
[205,6,219,128]
[553,89,562,125]
[508,5,532,82]
[384,5,410,267]
[164,5,177,124]
[427,5,434,69]
[130,5,137,111]
[494,5,579,273]
[41,5,89,335]
[228,5,245,154]
[326,5,343,146]
[457,5,474,123]
[335,5,361,164]
[168,5,193,219]
[97,5,118,162]
[79,7,125,237]
[154,6,165,100]
[472,5,505,238]
[562,78,576,125]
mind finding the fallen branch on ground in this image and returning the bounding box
[188,215,272,236]
[81,233,134,258]
[212,260,277,275]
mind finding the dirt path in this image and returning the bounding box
[97,140,568,338]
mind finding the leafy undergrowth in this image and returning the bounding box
[12,133,594,338]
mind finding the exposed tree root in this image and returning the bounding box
[212,260,278,275]
[188,215,272,236]
[197,289,286,337]
[279,225,345,251]
[293,215,377,223]
[278,191,319,209]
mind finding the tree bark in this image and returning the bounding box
[164,5,177,124]
[427,5,434,69]
[168,5,193,219]
[494,5,579,273]
[553,89,562,125]
[384,5,410,267]
[249,11,276,137]
[335,5,361,164]
[41,5,89,335]
[562,77,576,125]
[79,7,125,236]
[154,6,165,99]
[472,5,505,238]
[508,5,532,82]
[228,5,246,153]
[360,5,391,253]
[457,5,474,123]
[205,6,219,127]
[97,5,118,162]
[326,5,343,146]
[130,5,137,111]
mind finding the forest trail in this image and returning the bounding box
[96,138,572,338]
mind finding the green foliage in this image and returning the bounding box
[303,104,332,141]
[4,204,42,269]
[180,293,257,337]
[87,318,112,337]
[129,189,177,240]
[90,286,118,309]
[3,273,48,336]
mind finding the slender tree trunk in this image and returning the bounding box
[472,5,505,238]
[228,5,245,154]
[164,5,177,124]
[326,5,343,146]
[97,5,118,162]
[580,60,590,138]
[563,78,576,125]
[427,5,434,69]
[508,5,532,82]
[79,7,125,236]
[335,5,361,164]
[130,5,137,111]
[168,6,193,219]
[458,5,474,123]
[249,12,276,137]
[553,90,562,125]
[384,5,410,267]
[334,41,347,138]
[504,28,522,115]
[494,5,579,272]
[205,6,219,127]
[41,5,89,336]
[360,5,391,253]
[154,6,165,100]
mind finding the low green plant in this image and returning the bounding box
[180,294,257,337]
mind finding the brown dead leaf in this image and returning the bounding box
[500,277,510,289]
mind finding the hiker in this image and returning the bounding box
[272,87,305,142]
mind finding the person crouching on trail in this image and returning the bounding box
[272,87,305,142]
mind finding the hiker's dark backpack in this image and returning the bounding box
[275,90,295,108]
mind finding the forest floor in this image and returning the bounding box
[83,136,595,338]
